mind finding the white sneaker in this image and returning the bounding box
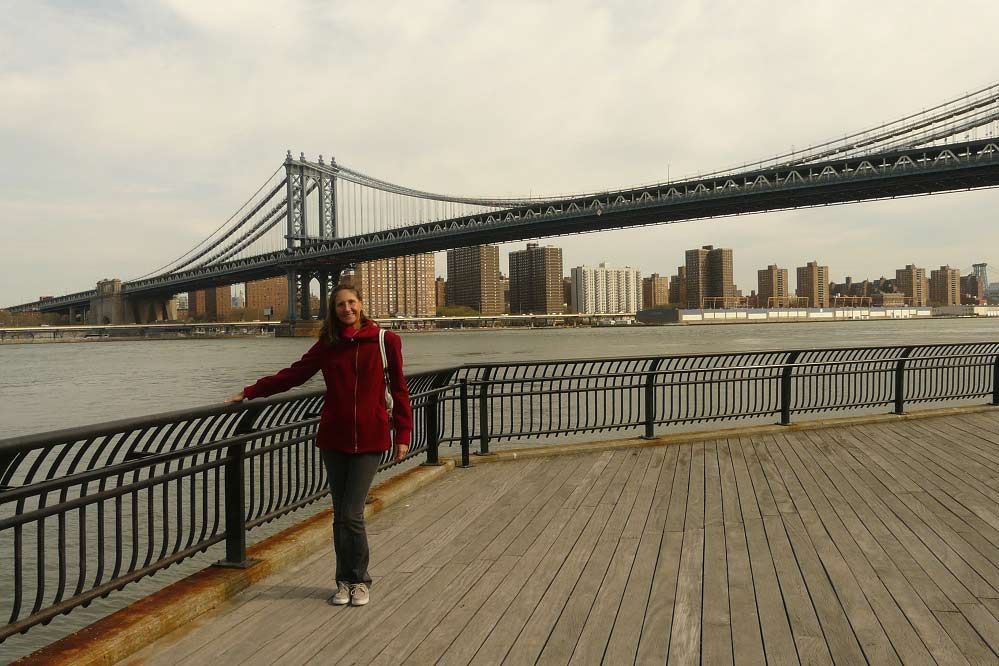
[350,583,369,606]
[328,581,350,606]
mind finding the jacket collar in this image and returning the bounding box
[338,319,379,341]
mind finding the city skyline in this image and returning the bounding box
[2,3,999,307]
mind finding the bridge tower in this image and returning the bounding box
[283,152,347,323]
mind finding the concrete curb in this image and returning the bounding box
[441,403,999,465]
[13,460,455,666]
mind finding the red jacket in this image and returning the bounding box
[243,320,412,453]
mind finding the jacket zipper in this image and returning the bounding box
[354,340,360,453]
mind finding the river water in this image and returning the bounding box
[4,317,999,440]
[1,317,998,660]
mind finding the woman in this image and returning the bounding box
[227,284,412,607]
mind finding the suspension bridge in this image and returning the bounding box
[6,82,999,322]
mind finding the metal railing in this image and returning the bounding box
[1,342,998,642]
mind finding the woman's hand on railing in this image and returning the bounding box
[394,443,409,461]
[225,391,245,403]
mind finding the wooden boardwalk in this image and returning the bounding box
[124,412,999,665]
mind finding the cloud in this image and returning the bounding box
[2,0,998,305]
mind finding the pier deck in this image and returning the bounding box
[124,412,999,665]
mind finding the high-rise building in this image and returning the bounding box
[796,261,830,308]
[562,277,574,314]
[187,290,207,320]
[434,277,446,312]
[685,245,735,308]
[757,265,790,308]
[244,276,289,320]
[642,273,670,309]
[204,285,233,321]
[509,243,564,314]
[570,263,641,314]
[894,264,928,306]
[668,266,687,307]
[929,265,961,306]
[353,253,435,317]
[499,274,510,313]
[445,245,502,316]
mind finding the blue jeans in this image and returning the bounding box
[320,450,381,586]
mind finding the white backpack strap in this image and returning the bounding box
[378,328,395,444]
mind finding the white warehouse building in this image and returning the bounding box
[570,263,642,314]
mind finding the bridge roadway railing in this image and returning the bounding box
[1,342,998,642]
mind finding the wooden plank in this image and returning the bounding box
[754,435,795,514]
[768,434,903,665]
[621,447,668,539]
[742,435,780,517]
[703,441,724,528]
[666,528,704,665]
[820,429,999,600]
[601,529,662,665]
[788,433,962,664]
[728,437,763,523]
[685,443,705,532]
[308,560,493,665]
[644,443,681,531]
[724,523,766,666]
[933,610,999,666]
[782,513,869,665]
[815,427,982,608]
[471,506,615,666]
[565,536,640,665]
[762,514,833,665]
[700,524,733,666]
[498,503,613,665]
[808,428,966,614]
[716,436,745,525]
[401,556,520,666]
[957,602,999,659]
[663,444,691,532]
[744,517,800,666]
[438,455,620,666]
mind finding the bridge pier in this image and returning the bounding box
[87,279,176,324]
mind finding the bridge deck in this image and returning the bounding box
[124,412,999,665]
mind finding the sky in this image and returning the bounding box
[2,0,998,307]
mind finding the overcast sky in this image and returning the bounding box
[2,0,998,306]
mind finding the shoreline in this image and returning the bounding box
[1,314,991,345]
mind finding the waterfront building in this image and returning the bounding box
[353,253,436,318]
[872,292,907,307]
[204,286,233,321]
[563,277,574,313]
[244,276,289,321]
[642,273,670,308]
[570,263,641,314]
[434,277,446,312]
[796,261,830,308]
[668,266,687,307]
[929,265,961,306]
[446,245,502,316]
[960,274,985,305]
[757,265,790,308]
[509,243,564,314]
[895,264,929,306]
[685,245,735,308]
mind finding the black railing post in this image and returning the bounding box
[779,351,801,426]
[217,405,260,568]
[643,358,664,439]
[993,352,999,406]
[478,367,493,455]
[423,392,442,466]
[459,379,471,468]
[894,346,916,415]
